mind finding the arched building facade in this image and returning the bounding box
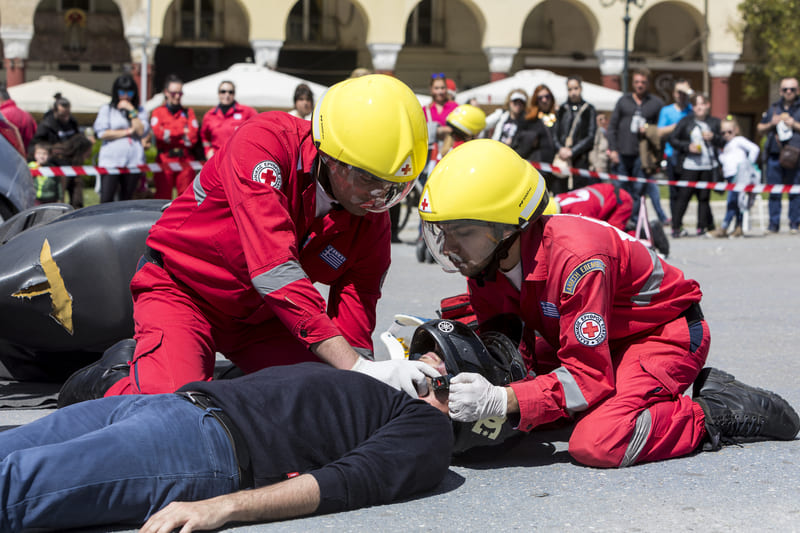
[0,0,765,128]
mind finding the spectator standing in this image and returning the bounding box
[48,133,94,209]
[27,141,61,205]
[0,84,36,152]
[588,112,610,173]
[287,83,314,121]
[200,80,257,160]
[657,79,694,223]
[93,74,149,203]
[607,67,665,226]
[668,93,724,237]
[485,89,530,152]
[715,118,760,238]
[32,94,79,146]
[424,73,458,146]
[756,76,800,234]
[524,84,560,192]
[150,75,199,200]
[553,75,597,190]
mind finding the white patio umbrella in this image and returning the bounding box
[7,75,111,114]
[145,63,328,112]
[457,69,624,111]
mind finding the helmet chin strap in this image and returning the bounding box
[470,231,520,287]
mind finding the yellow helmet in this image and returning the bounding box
[312,74,428,184]
[543,195,561,215]
[419,139,548,225]
[446,104,486,138]
[418,139,549,277]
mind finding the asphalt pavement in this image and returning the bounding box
[2,198,799,532]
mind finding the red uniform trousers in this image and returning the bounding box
[564,315,710,467]
[154,152,196,200]
[106,262,318,396]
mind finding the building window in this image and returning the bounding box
[61,0,90,10]
[179,0,218,41]
[287,0,335,44]
[405,0,444,47]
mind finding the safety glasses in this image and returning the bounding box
[320,153,414,213]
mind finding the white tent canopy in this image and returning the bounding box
[456,69,624,111]
[145,63,329,112]
[8,76,111,114]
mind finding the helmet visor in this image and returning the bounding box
[321,154,415,213]
[422,220,516,277]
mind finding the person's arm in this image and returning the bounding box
[200,115,214,159]
[667,116,691,155]
[741,136,761,164]
[185,108,200,146]
[606,100,622,164]
[139,474,320,533]
[756,107,779,136]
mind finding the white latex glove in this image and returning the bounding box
[351,357,440,398]
[448,372,508,422]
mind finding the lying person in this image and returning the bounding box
[0,319,522,532]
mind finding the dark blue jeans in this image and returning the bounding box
[765,156,800,230]
[0,394,239,532]
[617,154,645,224]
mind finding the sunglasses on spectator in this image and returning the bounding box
[431,72,446,80]
[781,87,798,93]
[218,89,235,94]
[511,99,526,105]
[166,91,183,97]
[538,94,552,100]
[117,90,135,98]
[722,130,734,135]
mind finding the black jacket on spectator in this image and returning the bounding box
[515,118,554,164]
[32,109,79,146]
[667,113,724,173]
[607,92,664,156]
[553,100,597,168]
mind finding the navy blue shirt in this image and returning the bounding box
[179,363,452,514]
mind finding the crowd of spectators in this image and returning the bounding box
[2,68,798,237]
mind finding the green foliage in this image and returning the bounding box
[737,0,800,99]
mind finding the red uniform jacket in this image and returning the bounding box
[150,105,199,158]
[556,183,632,231]
[468,214,702,432]
[146,112,391,352]
[200,103,258,158]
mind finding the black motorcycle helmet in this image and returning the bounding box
[408,319,529,455]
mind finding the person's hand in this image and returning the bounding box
[351,357,440,398]
[558,147,572,160]
[448,372,507,422]
[139,500,229,533]
[689,143,702,154]
[771,114,782,126]
[608,150,620,165]
[783,115,796,129]
[117,100,134,112]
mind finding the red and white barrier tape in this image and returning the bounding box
[28,159,800,195]
[533,161,800,195]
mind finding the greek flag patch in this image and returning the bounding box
[540,301,560,318]
[320,245,346,270]
[564,259,606,295]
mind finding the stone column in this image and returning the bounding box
[596,49,625,91]
[484,46,517,82]
[708,52,740,118]
[367,43,402,76]
[251,39,283,69]
[127,34,159,100]
[0,28,33,87]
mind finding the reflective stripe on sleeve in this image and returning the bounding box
[587,185,606,207]
[193,174,206,207]
[552,366,589,415]
[252,260,309,296]
[630,248,664,306]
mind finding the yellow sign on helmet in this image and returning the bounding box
[419,139,549,226]
[312,74,428,184]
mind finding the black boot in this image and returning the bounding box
[57,338,135,408]
[693,367,800,451]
